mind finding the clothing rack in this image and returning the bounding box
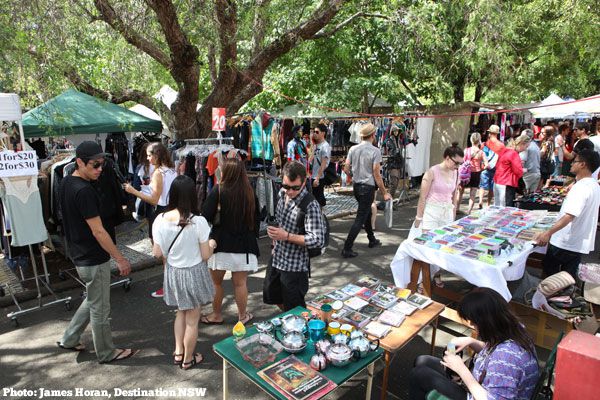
[0,163,72,327]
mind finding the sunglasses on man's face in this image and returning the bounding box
[89,160,104,169]
[282,184,302,191]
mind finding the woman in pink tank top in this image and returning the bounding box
[413,142,463,287]
[415,142,463,230]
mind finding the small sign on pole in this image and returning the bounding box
[0,151,38,177]
[212,108,226,132]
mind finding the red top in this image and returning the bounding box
[486,139,505,155]
[494,148,523,187]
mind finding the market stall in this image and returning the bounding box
[390,206,557,301]
[214,274,443,400]
[0,93,72,325]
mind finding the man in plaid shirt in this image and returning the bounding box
[263,161,326,311]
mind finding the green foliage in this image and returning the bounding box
[1,0,599,115]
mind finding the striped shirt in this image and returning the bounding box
[470,340,539,400]
[272,188,325,272]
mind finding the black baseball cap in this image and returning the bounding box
[76,141,107,161]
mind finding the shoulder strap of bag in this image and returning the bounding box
[167,217,191,255]
[296,192,317,232]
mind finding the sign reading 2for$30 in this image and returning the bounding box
[0,151,38,177]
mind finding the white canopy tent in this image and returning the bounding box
[129,104,171,137]
[530,94,568,119]
[0,93,26,145]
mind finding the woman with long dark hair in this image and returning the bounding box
[124,142,177,298]
[200,158,260,325]
[152,175,216,370]
[409,288,539,400]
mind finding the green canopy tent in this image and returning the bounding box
[22,89,162,137]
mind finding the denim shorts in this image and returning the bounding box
[479,169,495,190]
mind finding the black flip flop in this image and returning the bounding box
[101,348,139,364]
[200,315,224,325]
[180,353,203,370]
[57,342,85,352]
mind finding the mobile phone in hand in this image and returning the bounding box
[267,217,279,228]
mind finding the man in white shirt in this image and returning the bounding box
[535,149,600,278]
[311,123,332,208]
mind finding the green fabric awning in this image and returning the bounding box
[22,89,162,137]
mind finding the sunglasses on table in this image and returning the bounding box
[282,184,302,191]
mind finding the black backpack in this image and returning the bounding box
[296,193,329,258]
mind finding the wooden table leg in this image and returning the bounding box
[380,351,392,400]
[408,260,432,297]
[365,362,375,400]
[223,358,229,400]
[430,317,439,355]
[408,261,421,293]
[420,260,432,298]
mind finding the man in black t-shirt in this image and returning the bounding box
[58,141,137,363]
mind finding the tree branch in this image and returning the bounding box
[144,0,199,69]
[400,80,423,106]
[246,0,347,79]
[314,11,389,39]
[213,0,238,87]
[93,0,171,68]
[63,67,156,107]
[207,44,217,86]
[252,0,271,53]
[73,0,100,23]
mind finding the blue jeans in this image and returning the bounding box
[344,183,377,250]
[553,156,562,177]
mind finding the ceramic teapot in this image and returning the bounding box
[325,343,357,367]
[348,331,379,359]
[280,314,307,335]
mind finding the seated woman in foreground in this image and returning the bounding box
[409,288,540,400]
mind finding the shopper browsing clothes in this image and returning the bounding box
[341,123,392,258]
[57,141,137,363]
[201,158,260,325]
[414,142,463,287]
[310,123,332,208]
[534,149,600,279]
[263,161,326,311]
[493,134,528,207]
[384,123,404,199]
[152,175,216,369]
[123,142,177,298]
[409,288,539,400]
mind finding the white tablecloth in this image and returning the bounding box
[390,240,546,301]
